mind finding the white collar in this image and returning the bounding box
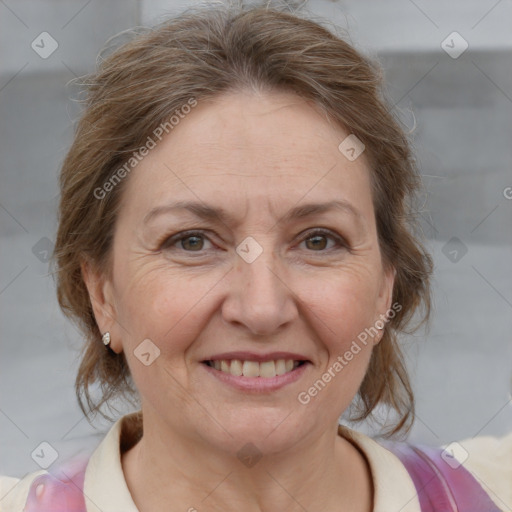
[83,413,140,512]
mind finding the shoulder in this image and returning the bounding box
[1,451,93,512]
[0,471,46,512]
[0,413,140,512]
[449,430,512,510]
[342,424,512,512]
[338,424,423,512]
[385,429,512,512]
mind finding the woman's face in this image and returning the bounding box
[86,90,394,455]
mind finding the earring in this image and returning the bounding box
[102,332,111,346]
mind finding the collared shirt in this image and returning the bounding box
[1,412,511,511]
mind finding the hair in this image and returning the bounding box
[53,1,433,437]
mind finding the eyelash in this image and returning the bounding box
[159,228,347,255]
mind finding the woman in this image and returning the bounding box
[1,3,510,511]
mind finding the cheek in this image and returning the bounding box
[294,276,378,415]
[113,263,215,358]
[113,269,209,404]
[309,270,382,341]
[301,268,382,397]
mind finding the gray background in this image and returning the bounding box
[1,0,511,478]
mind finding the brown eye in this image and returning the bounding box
[161,230,214,252]
[180,235,205,251]
[305,234,328,251]
[299,229,346,252]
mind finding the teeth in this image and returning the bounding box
[242,360,260,377]
[208,358,302,378]
[230,359,243,376]
[275,359,286,375]
[259,360,276,378]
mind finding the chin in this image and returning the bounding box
[195,406,310,458]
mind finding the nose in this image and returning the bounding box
[221,246,298,337]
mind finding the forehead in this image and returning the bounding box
[121,90,373,216]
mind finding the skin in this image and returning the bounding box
[83,89,395,512]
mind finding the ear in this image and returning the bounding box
[374,264,396,343]
[378,264,396,311]
[81,259,123,354]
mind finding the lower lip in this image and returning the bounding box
[201,362,310,392]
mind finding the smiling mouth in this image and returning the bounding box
[203,359,307,378]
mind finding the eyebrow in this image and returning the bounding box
[143,199,365,229]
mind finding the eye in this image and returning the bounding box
[159,228,347,255]
[161,230,214,252]
[298,229,346,252]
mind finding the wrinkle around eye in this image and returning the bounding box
[159,230,221,254]
[156,231,351,263]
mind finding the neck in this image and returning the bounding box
[121,413,373,512]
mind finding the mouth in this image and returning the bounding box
[200,352,311,391]
[202,359,307,378]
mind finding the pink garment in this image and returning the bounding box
[24,455,88,512]
[384,441,502,512]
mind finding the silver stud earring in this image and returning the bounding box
[102,332,111,346]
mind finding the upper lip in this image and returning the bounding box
[203,351,310,363]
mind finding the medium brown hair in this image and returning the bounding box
[53,1,432,437]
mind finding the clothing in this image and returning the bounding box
[1,411,511,511]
